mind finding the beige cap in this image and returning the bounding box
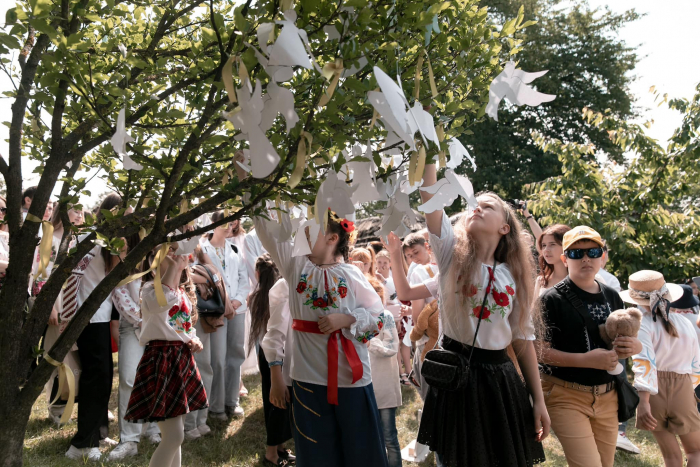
[562,226,605,251]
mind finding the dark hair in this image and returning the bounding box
[537,224,571,287]
[247,254,280,356]
[369,241,384,255]
[402,232,427,249]
[22,186,37,207]
[207,210,225,240]
[327,210,354,262]
[231,218,246,237]
[96,193,123,272]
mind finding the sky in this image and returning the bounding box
[0,0,698,205]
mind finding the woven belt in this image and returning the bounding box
[541,373,615,395]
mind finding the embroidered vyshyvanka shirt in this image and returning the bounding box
[138,283,196,345]
[633,310,700,395]
[429,210,535,350]
[254,217,384,388]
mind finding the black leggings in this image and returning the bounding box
[258,346,292,447]
[70,322,113,448]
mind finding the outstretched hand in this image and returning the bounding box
[382,232,403,255]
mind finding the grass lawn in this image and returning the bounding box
[23,367,667,466]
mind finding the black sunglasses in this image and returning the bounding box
[565,247,604,260]
[0,207,6,214]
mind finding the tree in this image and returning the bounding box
[0,0,527,464]
[524,84,700,285]
[458,0,640,200]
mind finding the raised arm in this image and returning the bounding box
[419,164,443,236]
[382,232,432,301]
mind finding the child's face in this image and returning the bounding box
[561,240,604,283]
[404,244,431,265]
[376,257,391,274]
[466,195,509,237]
[540,234,563,266]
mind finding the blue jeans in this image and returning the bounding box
[379,408,402,467]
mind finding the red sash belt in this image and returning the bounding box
[292,319,363,405]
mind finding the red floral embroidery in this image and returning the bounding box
[472,305,491,320]
[313,298,327,308]
[183,321,191,331]
[506,285,515,296]
[338,286,347,298]
[378,321,384,330]
[492,290,510,307]
[168,306,180,317]
[296,282,307,293]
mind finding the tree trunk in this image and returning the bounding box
[0,377,37,467]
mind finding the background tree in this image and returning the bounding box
[525,84,700,285]
[459,0,640,199]
[0,0,526,464]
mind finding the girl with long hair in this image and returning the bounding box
[417,163,549,467]
[349,247,377,277]
[248,254,295,466]
[534,224,571,297]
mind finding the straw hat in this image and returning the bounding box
[620,270,684,306]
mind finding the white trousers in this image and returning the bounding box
[185,320,213,430]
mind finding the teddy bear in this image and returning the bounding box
[599,307,643,375]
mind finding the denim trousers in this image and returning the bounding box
[378,407,402,467]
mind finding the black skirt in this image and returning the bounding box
[417,337,546,467]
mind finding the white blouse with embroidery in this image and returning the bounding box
[632,310,700,395]
[368,311,402,409]
[138,283,196,345]
[429,210,534,350]
[262,278,294,387]
[112,280,142,327]
[254,217,385,388]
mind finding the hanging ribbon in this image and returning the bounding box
[117,243,170,306]
[409,144,427,186]
[289,131,313,189]
[26,213,54,279]
[414,50,438,100]
[280,0,294,11]
[436,123,447,167]
[275,194,282,224]
[369,87,380,129]
[45,353,75,425]
[319,59,344,107]
[222,56,250,105]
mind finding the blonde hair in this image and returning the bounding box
[367,275,386,306]
[349,247,377,277]
[449,192,537,343]
[376,250,391,261]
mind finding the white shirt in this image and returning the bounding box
[262,278,293,386]
[254,217,385,388]
[243,229,267,292]
[369,311,402,409]
[596,268,621,292]
[201,238,249,313]
[408,263,439,305]
[633,310,700,394]
[138,283,196,345]
[429,211,535,350]
[112,280,142,327]
[673,307,700,344]
[77,245,113,323]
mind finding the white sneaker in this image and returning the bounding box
[99,437,119,448]
[48,405,65,425]
[225,405,245,418]
[145,433,161,444]
[184,428,201,441]
[208,412,228,421]
[197,424,212,436]
[107,410,115,422]
[616,432,641,454]
[65,445,101,461]
[107,442,138,461]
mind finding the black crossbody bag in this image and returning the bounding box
[421,259,497,391]
[555,279,639,422]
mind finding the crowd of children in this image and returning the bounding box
[16,157,700,467]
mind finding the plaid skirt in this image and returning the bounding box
[125,340,208,423]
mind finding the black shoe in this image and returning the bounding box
[278,449,296,465]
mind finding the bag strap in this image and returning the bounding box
[554,279,601,349]
[195,264,218,288]
[466,258,497,366]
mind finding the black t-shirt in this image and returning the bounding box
[539,277,624,386]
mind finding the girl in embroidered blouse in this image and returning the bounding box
[415,163,549,467]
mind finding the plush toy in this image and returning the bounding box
[599,307,643,375]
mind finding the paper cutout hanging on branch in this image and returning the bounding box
[292,217,321,257]
[268,10,314,70]
[315,168,357,233]
[222,79,280,179]
[418,169,478,214]
[118,44,127,58]
[260,80,299,133]
[486,61,556,121]
[222,55,250,104]
[347,159,381,205]
[446,137,476,171]
[111,108,142,171]
[407,103,440,147]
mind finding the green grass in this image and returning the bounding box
[24,367,667,466]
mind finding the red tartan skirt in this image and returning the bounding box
[125,340,208,422]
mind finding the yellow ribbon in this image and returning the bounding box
[436,124,447,167]
[414,50,438,101]
[26,213,53,279]
[222,56,250,105]
[409,144,427,186]
[117,243,170,306]
[45,353,75,425]
[319,59,344,107]
[289,131,313,189]
[275,194,282,224]
[280,0,294,12]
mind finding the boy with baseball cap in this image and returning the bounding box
[537,226,642,467]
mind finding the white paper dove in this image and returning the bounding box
[268,10,313,70]
[175,235,200,256]
[486,61,556,121]
[315,169,357,231]
[223,80,280,178]
[292,217,321,257]
[111,108,142,170]
[418,169,478,214]
[407,102,439,147]
[377,198,413,239]
[446,137,476,171]
[394,188,417,223]
[348,160,381,204]
[260,80,299,133]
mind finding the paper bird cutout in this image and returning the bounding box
[341,56,368,78]
[418,169,478,214]
[111,108,141,171]
[260,80,299,133]
[176,236,200,256]
[347,160,381,204]
[377,194,414,239]
[315,169,357,231]
[486,61,556,121]
[292,218,321,257]
[222,80,280,179]
[257,23,275,56]
[268,10,313,70]
[407,102,439,147]
[446,137,476,171]
[118,44,127,58]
